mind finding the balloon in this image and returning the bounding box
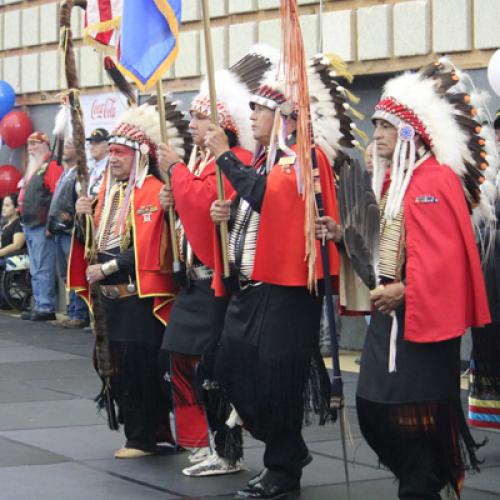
[0,80,15,120]
[0,165,22,199]
[487,49,500,97]
[0,111,33,149]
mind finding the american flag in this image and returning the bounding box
[84,0,122,51]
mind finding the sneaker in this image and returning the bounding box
[187,446,211,464]
[182,453,243,477]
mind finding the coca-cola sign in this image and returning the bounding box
[81,91,131,138]
[90,97,118,120]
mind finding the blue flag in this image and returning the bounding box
[118,0,181,91]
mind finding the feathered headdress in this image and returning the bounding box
[308,53,366,165]
[372,58,496,223]
[191,45,278,152]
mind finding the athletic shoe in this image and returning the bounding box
[182,453,243,477]
[187,446,211,463]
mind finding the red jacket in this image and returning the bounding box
[68,175,176,325]
[212,146,340,295]
[171,146,253,269]
[403,155,490,342]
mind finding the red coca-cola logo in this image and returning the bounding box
[91,97,118,120]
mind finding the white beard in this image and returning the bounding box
[19,155,43,189]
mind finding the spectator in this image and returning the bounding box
[0,194,26,259]
[48,138,89,329]
[86,128,109,197]
[0,194,26,309]
[19,132,63,321]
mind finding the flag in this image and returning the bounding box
[84,0,122,51]
[117,0,182,91]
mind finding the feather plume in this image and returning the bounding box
[338,159,380,290]
[104,56,137,107]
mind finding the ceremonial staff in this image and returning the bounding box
[200,0,231,279]
[59,0,118,429]
[156,81,182,278]
[316,0,350,496]
[280,0,351,497]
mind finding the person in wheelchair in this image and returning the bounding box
[0,194,27,309]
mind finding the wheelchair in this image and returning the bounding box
[0,254,32,312]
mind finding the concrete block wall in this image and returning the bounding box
[357,5,392,60]
[393,0,430,57]
[0,0,499,100]
[433,0,471,53]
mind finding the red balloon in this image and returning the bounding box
[0,165,22,199]
[0,111,33,149]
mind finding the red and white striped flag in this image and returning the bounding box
[84,0,122,51]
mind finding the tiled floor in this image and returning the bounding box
[0,312,497,499]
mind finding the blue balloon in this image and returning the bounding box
[0,80,16,121]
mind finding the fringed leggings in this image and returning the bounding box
[109,340,171,451]
[357,396,483,499]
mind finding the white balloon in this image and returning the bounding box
[487,49,500,97]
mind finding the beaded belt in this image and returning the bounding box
[187,265,214,281]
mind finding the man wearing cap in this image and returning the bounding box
[19,132,63,321]
[47,138,89,329]
[86,128,110,198]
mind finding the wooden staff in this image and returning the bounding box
[60,0,118,430]
[200,0,230,278]
[156,81,181,273]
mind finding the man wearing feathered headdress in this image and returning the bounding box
[69,103,177,459]
[206,67,343,498]
[156,48,273,477]
[320,60,492,498]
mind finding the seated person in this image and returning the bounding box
[0,193,27,309]
[0,193,26,260]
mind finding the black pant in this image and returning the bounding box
[262,429,308,486]
[397,439,445,500]
[357,397,446,500]
[110,341,168,452]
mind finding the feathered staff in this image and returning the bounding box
[280,0,351,497]
[59,0,118,430]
